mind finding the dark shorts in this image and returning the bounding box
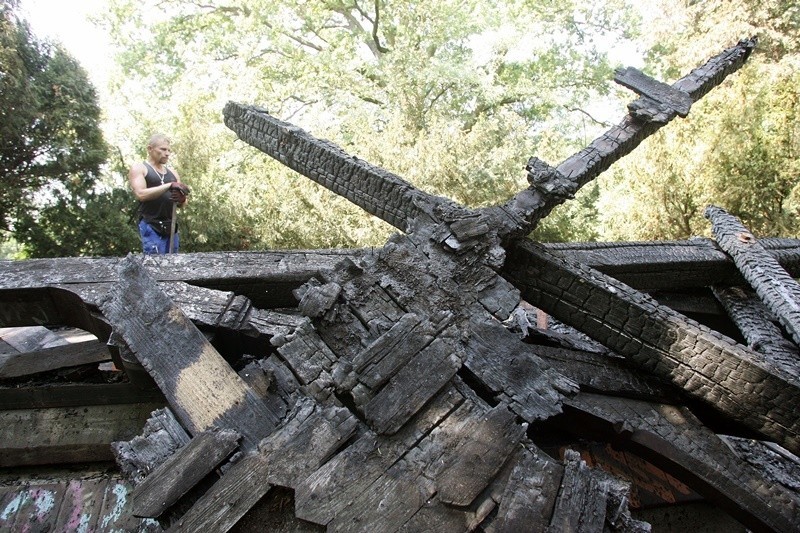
[138,219,179,254]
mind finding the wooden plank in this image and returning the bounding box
[294,384,463,526]
[258,398,358,487]
[98,255,281,449]
[490,448,564,532]
[706,205,800,346]
[363,335,461,435]
[132,429,241,518]
[167,452,274,533]
[547,449,607,532]
[0,339,110,378]
[0,482,67,532]
[0,325,69,352]
[0,402,163,467]
[0,382,165,410]
[712,285,800,374]
[433,404,526,506]
[614,66,692,117]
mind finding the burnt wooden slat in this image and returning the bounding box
[294,384,463,526]
[712,285,800,374]
[547,449,607,532]
[113,407,192,483]
[167,452,273,533]
[99,255,281,450]
[132,429,240,518]
[490,447,564,532]
[706,205,800,346]
[0,339,110,379]
[0,402,162,467]
[0,382,165,410]
[504,239,800,455]
[257,398,358,487]
[614,66,692,117]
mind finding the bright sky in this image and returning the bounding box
[17,0,112,93]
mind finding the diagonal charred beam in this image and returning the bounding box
[712,285,800,374]
[223,102,456,232]
[706,205,800,346]
[502,239,800,455]
[489,37,757,238]
[558,393,799,533]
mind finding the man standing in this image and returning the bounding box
[128,134,189,254]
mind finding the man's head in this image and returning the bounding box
[146,133,172,165]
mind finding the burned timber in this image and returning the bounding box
[2,37,799,532]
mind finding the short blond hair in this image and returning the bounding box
[147,133,171,148]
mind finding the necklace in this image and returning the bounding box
[146,162,167,184]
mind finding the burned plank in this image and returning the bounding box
[0,402,162,467]
[706,205,800,346]
[132,429,240,518]
[614,66,692,118]
[547,449,608,531]
[0,339,110,379]
[489,447,564,532]
[98,255,281,449]
[503,239,800,455]
[167,452,273,533]
[0,382,165,410]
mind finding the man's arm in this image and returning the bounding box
[128,162,172,202]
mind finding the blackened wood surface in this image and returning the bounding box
[712,285,800,374]
[563,393,799,532]
[546,449,607,532]
[99,255,280,449]
[132,429,240,518]
[706,205,800,346]
[113,407,191,484]
[168,452,273,533]
[223,103,452,233]
[504,239,800,455]
[0,382,165,410]
[614,66,692,117]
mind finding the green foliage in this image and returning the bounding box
[101,0,639,249]
[1,3,111,256]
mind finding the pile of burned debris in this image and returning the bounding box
[1,37,799,532]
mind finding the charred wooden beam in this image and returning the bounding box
[223,102,454,233]
[0,339,110,379]
[712,286,800,374]
[132,429,241,519]
[503,239,800,455]
[0,382,165,410]
[0,402,162,467]
[706,205,800,346]
[560,393,799,533]
[98,255,282,450]
[490,37,757,238]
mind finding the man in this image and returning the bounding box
[128,134,189,254]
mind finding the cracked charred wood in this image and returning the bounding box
[560,393,799,533]
[486,37,756,239]
[99,255,282,450]
[0,382,164,410]
[706,205,800,346]
[712,285,800,374]
[503,239,800,455]
[132,429,241,518]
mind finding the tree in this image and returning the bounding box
[101,0,640,250]
[0,1,122,257]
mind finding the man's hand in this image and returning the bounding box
[169,182,190,204]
